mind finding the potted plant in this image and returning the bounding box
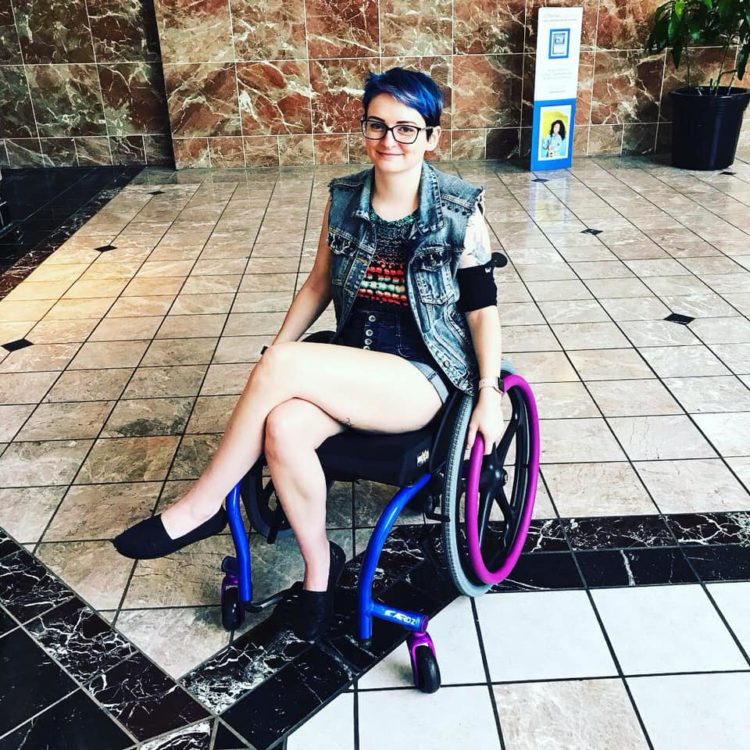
[646,0,750,169]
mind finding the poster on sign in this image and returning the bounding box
[530,7,583,171]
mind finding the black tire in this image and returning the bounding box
[221,586,244,631]
[442,361,535,596]
[414,646,441,694]
[440,393,492,597]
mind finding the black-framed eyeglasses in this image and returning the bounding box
[360,118,432,144]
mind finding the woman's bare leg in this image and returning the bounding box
[161,340,442,539]
[263,399,347,590]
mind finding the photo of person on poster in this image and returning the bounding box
[541,119,567,158]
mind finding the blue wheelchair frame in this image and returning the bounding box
[224,471,432,643]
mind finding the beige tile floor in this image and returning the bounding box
[0,155,749,684]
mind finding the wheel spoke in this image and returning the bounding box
[477,484,494,547]
[496,418,519,463]
[495,485,513,524]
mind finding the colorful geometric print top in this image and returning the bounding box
[353,206,419,310]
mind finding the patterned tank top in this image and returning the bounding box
[353,206,418,310]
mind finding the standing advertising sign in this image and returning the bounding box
[530,7,583,171]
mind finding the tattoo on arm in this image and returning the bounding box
[459,209,493,268]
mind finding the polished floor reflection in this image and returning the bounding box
[0,155,749,749]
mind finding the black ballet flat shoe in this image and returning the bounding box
[112,508,228,560]
[274,540,347,642]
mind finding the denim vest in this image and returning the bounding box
[327,162,484,396]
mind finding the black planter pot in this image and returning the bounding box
[669,86,750,170]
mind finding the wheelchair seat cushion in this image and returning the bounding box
[316,419,439,487]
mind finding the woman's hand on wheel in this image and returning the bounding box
[467,390,504,456]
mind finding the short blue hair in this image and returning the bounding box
[363,67,443,128]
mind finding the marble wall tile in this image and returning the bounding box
[111,135,147,164]
[574,125,590,155]
[622,123,658,155]
[14,0,95,64]
[173,138,211,168]
[0,66,37,139]
[596,0,663,51]
[379,0,452,57]
[591,51,664,125]
[231,0,307,61]
[577,50,596,125]
[279,134,315,165]
[453,55,523,129]
[487,127,521,159]
[0,5,22,64]
[313,134,349,163]
[306,0,379,59]
[88,0,162,63]
[587,124,624,155]
[26,64,108,137]
[99,63,170,135]
[154,0,233,63]
[164,64,241,137]
[347,131,369,162]
[39,137,78,166]
[454,0,526,55]
[209,137,246,168]
[6,0,727,166]
[74,136,113,165]
[5,138,49,167]
[310,58,378,133]
[242,136,280,166]
[452,129,486,160]
[144,134,174,165]
[236,61,312,135]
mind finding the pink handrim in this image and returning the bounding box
[465,374,540,585]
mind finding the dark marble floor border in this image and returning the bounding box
[0,166,143,299]
[1,511,749,749]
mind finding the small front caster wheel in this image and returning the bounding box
[221,584,245,631]
[414,645,441,694]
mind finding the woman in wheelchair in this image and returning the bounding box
[114,67,504,642]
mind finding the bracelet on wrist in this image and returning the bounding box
[477,376,503,395]
[479,384,503,395]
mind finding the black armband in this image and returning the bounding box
[456,261,497,312]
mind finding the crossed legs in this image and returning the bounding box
[160,340,444,588]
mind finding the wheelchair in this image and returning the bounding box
[218,331,540,694]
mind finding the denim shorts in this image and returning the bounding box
[334,305,454,404]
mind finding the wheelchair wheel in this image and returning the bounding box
[441,370,539,596]
[414,646,441,694]
[221,585,244,631]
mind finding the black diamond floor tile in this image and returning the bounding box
[2,338,33,352]
[665,312,694,325]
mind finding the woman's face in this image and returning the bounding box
[552,122,560,135]
[364,93,441,175]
